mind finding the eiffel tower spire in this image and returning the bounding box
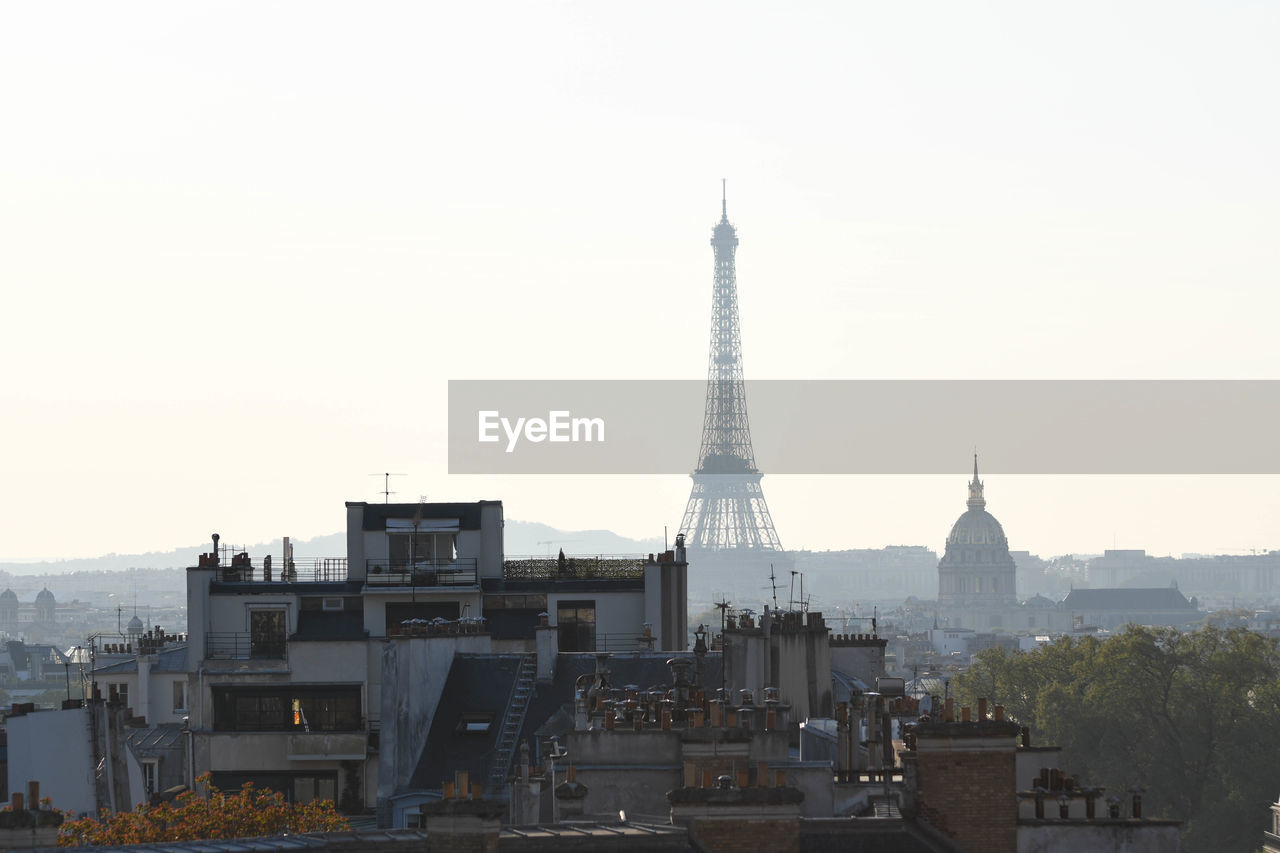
[679,186,784,552]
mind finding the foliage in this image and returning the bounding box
[953,626,1280,853]
[57,774,347,847]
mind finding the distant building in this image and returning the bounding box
[34,588,55,624]
[937,457,1017,630]
[1058,586,1200,631]
[0,591,17,626]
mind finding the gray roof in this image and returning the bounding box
[352,500,499,531]
[1061,587,1195,611]
[408,651,725,795]
[93,644,188,675]
[127,723,187,761]
[411,654,524,790]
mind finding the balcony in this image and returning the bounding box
[206,632,287,661]
[503,555,646,581]
[214,557,348,584]
[364,558,478,589]
[286,731,368,761]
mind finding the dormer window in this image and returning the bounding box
[457,712,493,734]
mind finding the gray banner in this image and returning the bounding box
[447,380,1280,475]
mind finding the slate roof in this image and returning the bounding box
[352,501,499,531]
[1060,587,1195,610]
[408,651,725,795]
[410,654,524,791]
[127,723,186,761]
[92,644,188,675]
[831,668,870,704]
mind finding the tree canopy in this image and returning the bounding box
[953,625,1280,853]
[58,775,348,847]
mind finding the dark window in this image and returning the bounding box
[557,600,596,652]
[213,686,361,732]
[209,772,338,804]
[250,610,286,659]
[386,602,459,627]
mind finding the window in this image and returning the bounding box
[213,686,362,732]
[113,683,129,708]
[209,772,337,805]
[141,761,158,797]
[173,680,188,713]
[250,609,286,659]
[557,600,596,652]
[388,532,457,570]
[386,602,459,628]
[457,712,493,734]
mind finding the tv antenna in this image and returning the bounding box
[369,472,406,503]
[768,565,779,611]
[713,596,731,699]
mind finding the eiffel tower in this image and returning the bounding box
[679,184,785,555]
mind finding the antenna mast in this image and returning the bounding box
[369,472,406,503]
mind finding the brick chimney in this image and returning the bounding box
[903,719,1020,853]
[668,778,803,853]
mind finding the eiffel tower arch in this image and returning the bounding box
[679,185,790,594]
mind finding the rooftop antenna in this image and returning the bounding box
[721,178,727,218]
[713,597,731,700]
[369,472,406,503]
[789,570,798,612]
[769,565,779,611]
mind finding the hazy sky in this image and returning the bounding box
[3,2,1278,564]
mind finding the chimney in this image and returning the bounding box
[910,718,1020,853]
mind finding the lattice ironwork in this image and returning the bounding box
[679,187,784,552]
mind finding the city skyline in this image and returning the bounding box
[3,2,1278,562]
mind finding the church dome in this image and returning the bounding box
[946,457,1008,547]
[0,589,17,602]
[36,588,55,603]
[128,615,144,631]
[948,509,1008,547]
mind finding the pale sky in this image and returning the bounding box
[3,2,1278,564]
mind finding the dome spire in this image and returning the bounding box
[967,453,986,509]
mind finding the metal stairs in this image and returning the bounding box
[486,654,537,796]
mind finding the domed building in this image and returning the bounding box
[34,587,56,623]
[0,589,18,626]
[127,614,145,646]
[937,457,1017,630]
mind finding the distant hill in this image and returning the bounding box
[0,533,347,577]
[0,521,662,576]
[502,520,663,557]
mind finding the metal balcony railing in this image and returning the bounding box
[206,632,287,661]
[215,558,348,584]
[364,557,479,588]
[502,555,646,581]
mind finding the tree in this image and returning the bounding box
[953,625,1280,853]
[58,775,348,847]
